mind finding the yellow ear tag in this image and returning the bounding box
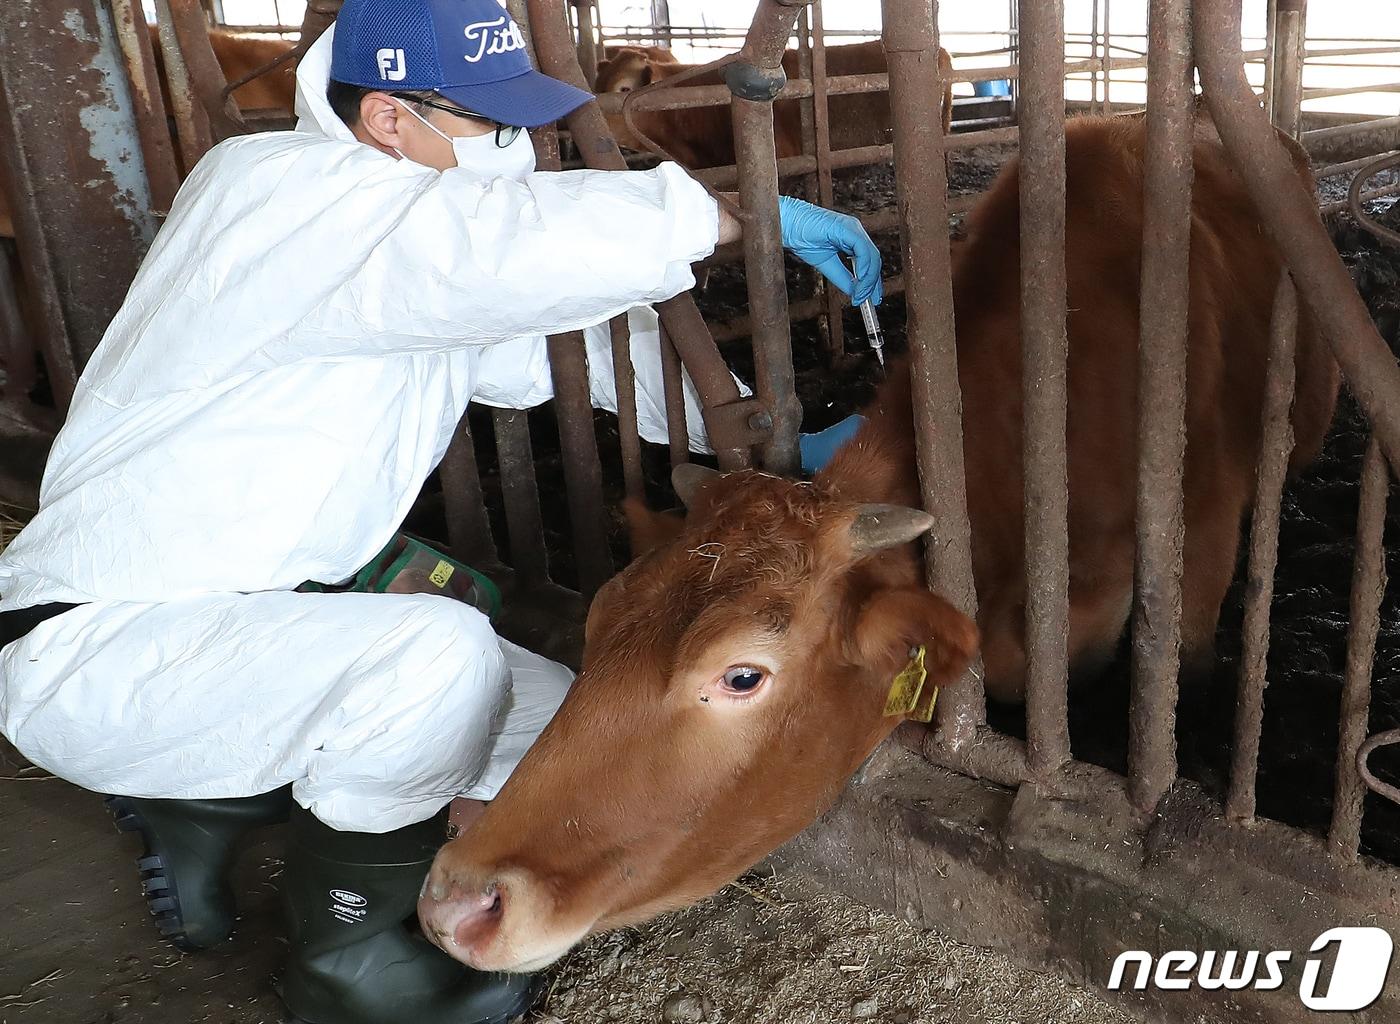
[910,674,940,723]
[428,560,455,589]
[883,645,928,717]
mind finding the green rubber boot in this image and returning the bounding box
[106,786,293,950]
[279,804,540,1024]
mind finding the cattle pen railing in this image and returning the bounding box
[2,0,1400,1019]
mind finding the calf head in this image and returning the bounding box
[593,48,656,93]
[419,467,977,971]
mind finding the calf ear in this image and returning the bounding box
[622,497,685,560]
[849,586,979,688]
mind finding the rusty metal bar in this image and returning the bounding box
[1330,441,1390,858]
[110,0,181,215]
[521,20,613,598]
[609,316,646,501]
[659,324,690,469]
[1103,0,1114,114]
[546,332,614,597]
[1316,150,1400,181]
[1226,276,1297,822]
[1358,729,1400,807]
[728,1,808,476]
[1323,180,1400,218]
[1304,116,1400,166]
[438,419,499,567]
[0,244,31,411]
[528,0,756,471]
[573,0,599,89]
[1128,0,1195,813]
[154,0,216,170]
[1267,0,1306,136]
[0,0,160,407]
[1195,0,1400,473]
[809,0,846,365]
[491,408,551,586]
[883,0,985,754]
[1016,0,1071,781]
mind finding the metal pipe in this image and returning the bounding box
[527,0,755,471]
[1330,440,1389,859]
[1195,0,1400,472]
[807,1,847,364]
[608,315,646,501]
[0,0,160,404]
[710,276,908,344]
[110,0,182,215]
[1268,0,1306,136]
[1128,0,1195,813]
[491,408,551,586]
[728,0,808,476]
[438,420,499,567]
[883,0,985,753]
[1226,276,1297,823]
[1016,0,1071,781]
[1303,115,1400,165]
[1103,0,1114,114]
[573,0,599,89]
[659,324,690,469]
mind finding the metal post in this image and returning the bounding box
[521,30,613,599]
[882,0,986,753]
[659,325,690,469]
[608,316,646,501]
[111,0,182,215]
[1195,0,1400,472]
[526,0,759,471]
[0,0,160,407]
[1329,441,1389,861]
[1226,275,1297,822]
[1269,0,1307,137]
[1017,0,1072,780]
[1103,0,1114,114]
[439,421,499,568]
[1128,0,1194,813]
[651,0,673,50]
[492,408,551,586]
[573,0,599,90]
[728,0,808,476]
[809,0,847,365]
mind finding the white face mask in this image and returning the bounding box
[392,98,536,180]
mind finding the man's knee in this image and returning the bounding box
[396,596,510,713]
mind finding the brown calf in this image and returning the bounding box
[594,42,954,169]
[416,114,1338,971]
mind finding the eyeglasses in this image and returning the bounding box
[390,93,524,149]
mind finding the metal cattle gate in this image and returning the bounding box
[2,0,1400,1019]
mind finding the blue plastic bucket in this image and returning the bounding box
[972,79,1012,98]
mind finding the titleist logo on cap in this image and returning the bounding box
[462,15,527,63]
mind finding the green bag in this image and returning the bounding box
[298,534,502,621]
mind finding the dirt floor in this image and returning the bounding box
[0,737,1140,1024]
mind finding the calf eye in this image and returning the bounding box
[722,666,767,692]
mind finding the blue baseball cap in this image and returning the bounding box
[331,0,593,128]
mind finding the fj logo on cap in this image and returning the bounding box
[376,47,407,81]
[462,16,526,63]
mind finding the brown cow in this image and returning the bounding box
[415,114,1338,972]
[594,42,955,169]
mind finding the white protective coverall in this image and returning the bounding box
[0,28,725,832]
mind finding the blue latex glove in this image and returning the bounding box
[799,414,867,474]
[778,196,884,307]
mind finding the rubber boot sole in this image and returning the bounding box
[105,795,205,952]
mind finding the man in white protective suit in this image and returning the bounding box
[0,0,882,1020]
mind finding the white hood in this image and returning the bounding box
[294,24,359,144]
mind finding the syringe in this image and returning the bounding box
[850,257,885,367]
[859,295,885,368]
